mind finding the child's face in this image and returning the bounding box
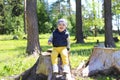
[57,22,66,32]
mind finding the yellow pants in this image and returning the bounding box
[51,47,69,65]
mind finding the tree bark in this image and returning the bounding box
[76,47,120,77]
[26,0,41,55]
[104,0,116,47]
[76,0,84,43]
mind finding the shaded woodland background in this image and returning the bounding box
[0,0,120,42]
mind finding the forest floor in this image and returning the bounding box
[0,34,120,80]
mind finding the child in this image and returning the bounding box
[48,18,70,74]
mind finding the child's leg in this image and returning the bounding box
[60,47,70,73]
[51,48,59,73]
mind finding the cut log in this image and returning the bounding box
[77,47,120,77]
[14,49,74,80]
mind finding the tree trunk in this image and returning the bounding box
[26,0,41,55]
[92,0,97,37]
[76,0,84,43]
[67,0,71,16]
[24,0,27,34]
[94,25,97,37]
[58,0,61,13]
[104,0,116,47]
[14,49,74,80]
[76,47,120,77]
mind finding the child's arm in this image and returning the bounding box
[48,34,53,45]
[67,35,70,51]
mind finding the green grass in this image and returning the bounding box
[0,34,120,80]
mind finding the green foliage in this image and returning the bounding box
[0,3,3,12]
[67,15,76,34]
[0,0,24,34]
[37,0,50,33]
[82,0,104,35]
[112,0,120,15]
[0,0,119,36]
[12,4,23,17]
[12,15,25,39]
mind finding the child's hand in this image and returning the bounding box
[48,42,51,45]
[67,48,70,51]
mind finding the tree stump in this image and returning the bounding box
[76,47,120,77]
[14,49,74,80]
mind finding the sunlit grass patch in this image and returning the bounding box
[0,35,13,40]
[0,40,26,62]
[0,55,37,78]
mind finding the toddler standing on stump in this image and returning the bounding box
[48,18,70,74]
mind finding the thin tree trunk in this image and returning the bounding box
[94,25,97,37]
[92,0,97,37]
[67,0,71,16]
[117,15,120,35]
[104,0,116,47]
[58,0,61,13]
[26,0,41,55]
[24,0,27,34]
[76,0,84,43]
